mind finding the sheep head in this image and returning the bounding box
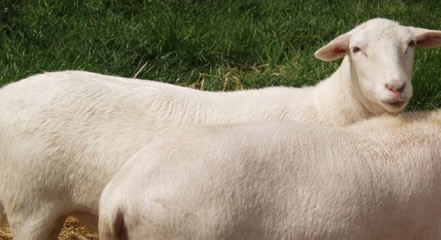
[315,18,441,114]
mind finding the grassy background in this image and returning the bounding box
[1,0,441,110]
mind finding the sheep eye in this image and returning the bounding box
[408,40,416,48]
[352,47,361,53]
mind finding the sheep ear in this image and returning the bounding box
[408,27,441,49]
[314,34,350,61]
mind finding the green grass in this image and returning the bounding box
[1,0,441,110]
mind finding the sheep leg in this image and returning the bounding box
[6,204,66,240]
[0,203,6,226]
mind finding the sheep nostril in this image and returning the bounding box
[385,83,405,95]
[397,83,406,94]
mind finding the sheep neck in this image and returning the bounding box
[313,56,372,126]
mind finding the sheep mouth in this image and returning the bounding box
[381,100,407,109]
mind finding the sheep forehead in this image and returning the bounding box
[350,18,413,48]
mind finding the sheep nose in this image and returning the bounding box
[385,82,406,94]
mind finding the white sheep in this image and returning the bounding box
[1,18,440,239]
[99,110,441,240]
